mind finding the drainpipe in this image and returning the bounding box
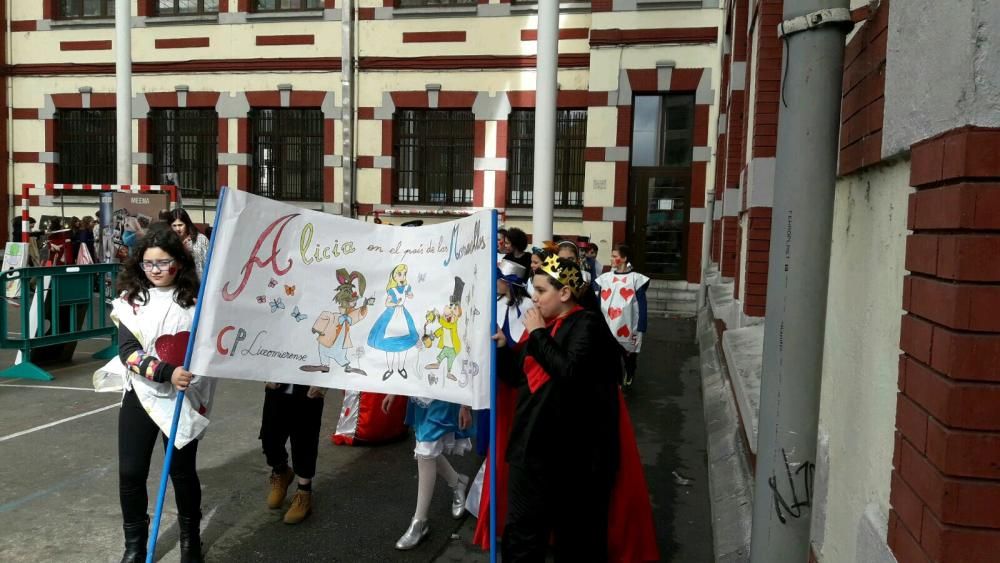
[531,0,558,242]
[698,190,715,309]
[748,3,852,562]
[341,0,355,217]
[114,0,132,184]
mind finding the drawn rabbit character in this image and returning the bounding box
[423,277,465,382]
[300,268,375,375]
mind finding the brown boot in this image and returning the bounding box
[284,490,313,524]
[267,467,295,509]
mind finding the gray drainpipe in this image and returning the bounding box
[749,3,853,561]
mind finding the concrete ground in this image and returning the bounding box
[0,313,712,562]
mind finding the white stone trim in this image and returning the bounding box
[602,206,628,222]
[474,157,507,172]
[747,157,776,208]
[218,153,249,166]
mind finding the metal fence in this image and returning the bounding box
[395,0,476,8]
[155,0,220,16]
[56,109,117,185]
[58,0,114,18]
[150,109,219,198]
[249,108,324,201]
[394,109,475,206]
[253,0,322,11]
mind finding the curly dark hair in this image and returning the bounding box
[505,227,528,253]
[117,226,200,308]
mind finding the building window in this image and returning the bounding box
[58,0,115,19]
[249,109,324,201]
[56,109,116,184]
[150,109,219,199]
[155,0,219,16]
[395,0,476,7]
[507,109,587,208]
[394,110,474,206]
[252,0,322,11]
[631,94,695,167]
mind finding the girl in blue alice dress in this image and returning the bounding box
[368,264,421,381]
[381,393,474,550]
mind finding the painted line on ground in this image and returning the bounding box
[0,403,119,443]
[0,465,111,513]
[0,384,97,391]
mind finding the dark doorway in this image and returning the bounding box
[628,94,695,279]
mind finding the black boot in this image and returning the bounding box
[178,512,203,563]
[120,517,149,563]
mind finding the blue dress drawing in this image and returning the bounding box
[367,285,420,352]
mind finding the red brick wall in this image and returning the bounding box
[750,0,783,159]
[721,216,739,277]
[743,206,770,316]
[889,126,1000,562]
[839,0,888,176]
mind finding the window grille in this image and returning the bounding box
[393,110,474,206]
[150,109,219,198]
[58,0,115,18]
[253,0,322,11]
[155,0,219,16]
[56,109,116,184]
[249,109,324,201]
[507,109,587,208]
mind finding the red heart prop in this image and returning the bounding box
[619,288,636,301]
[601,288,613,301]
[344,407,351,417]
[608,307,623,320]
[617,325,631,338]
[155,331,191,366]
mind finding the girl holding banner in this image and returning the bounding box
[107,228,215,563]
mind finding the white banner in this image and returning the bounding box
[189,189,495,409]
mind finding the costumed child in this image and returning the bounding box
[479,255,659,562]
[260,380,327,524]
[595,244,650,388]
[368,264,421,381]
[95,227,216,563]
[381,393,474,550]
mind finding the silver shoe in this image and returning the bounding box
[394,518,429,550]
[451,474,470,519]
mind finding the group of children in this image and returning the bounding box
[108,220,654,563]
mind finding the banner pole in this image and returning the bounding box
[146,187,228,563]
[489,209,498,563]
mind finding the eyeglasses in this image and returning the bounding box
[140,259,175,272]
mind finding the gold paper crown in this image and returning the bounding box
[540,254,587,296]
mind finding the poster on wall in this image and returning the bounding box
[111,192,169,261]
[3,242,28,299]
[189,189,495,409]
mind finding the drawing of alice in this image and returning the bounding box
[368,264,421,381]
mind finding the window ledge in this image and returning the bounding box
[390,6,478,18]
[49,18,115,29]
[143,14,220,26]
[509,3,593,14]
[504,207,583,219]
[245,10,324,22]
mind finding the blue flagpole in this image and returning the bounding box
[489,209,498,563]
[146,187,228,563]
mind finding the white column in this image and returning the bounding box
[531,0,559,242]
[115,0,132,184]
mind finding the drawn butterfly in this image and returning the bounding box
[256,295,267,304]
[268,278,278,288]
[291,306,307,322]
[284,284,296,296]
[269,297,285,313]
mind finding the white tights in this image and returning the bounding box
[413,455,460,520]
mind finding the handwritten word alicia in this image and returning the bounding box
[222,213,299,301]
[299,222,356,265]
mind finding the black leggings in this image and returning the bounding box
[119,390,201,524]
[259,386,324,479]
[623,351,639,384]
